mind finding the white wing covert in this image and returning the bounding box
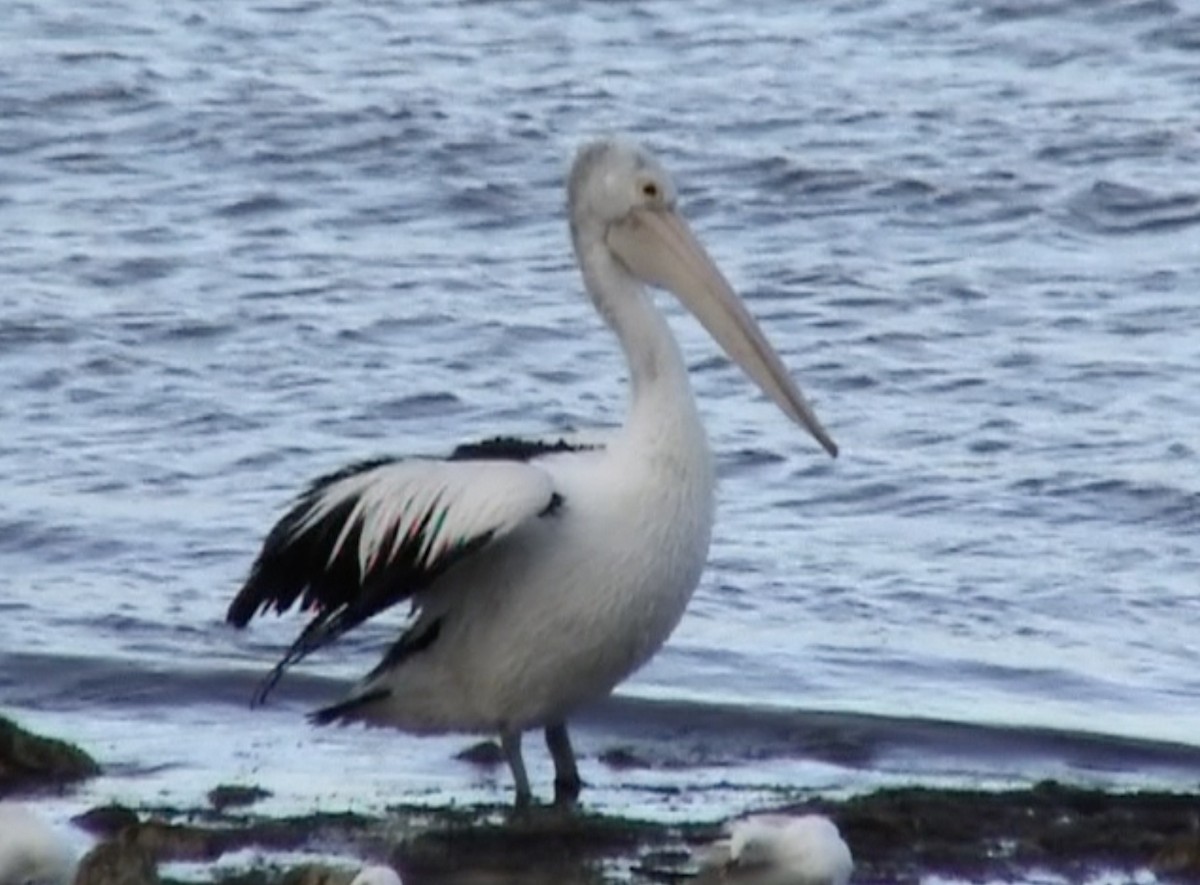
[291,458,556,584]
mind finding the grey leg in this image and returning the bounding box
[500,729,532,808]
[545,721,581,806]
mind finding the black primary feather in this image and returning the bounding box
[227,457,492,705]
[226,457,399,628]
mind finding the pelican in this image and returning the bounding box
[226,137,837,808]
[700,814,853,885]
[0,803,78,885]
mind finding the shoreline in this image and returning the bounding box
[5,716,1200,883]
[64,780,1200,884]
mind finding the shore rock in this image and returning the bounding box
[55,779,1200,884]
[74,839,159,885]
[0,716,99,794]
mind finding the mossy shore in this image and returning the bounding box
[60,780,1200,885]
[4,717,1198,884]
[0,714,100,792]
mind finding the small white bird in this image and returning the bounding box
[702,814,853,885]
[349,864,403,885]
[0,802,78,885]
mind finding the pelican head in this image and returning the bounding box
[568,138,837,457]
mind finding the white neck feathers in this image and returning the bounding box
[572,230,703,449]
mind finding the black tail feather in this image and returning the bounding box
[248,609,356,707]
[309,688,391,725]
[249,645,306,708]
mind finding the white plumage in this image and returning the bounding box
[0,803,77,885]
[296,459,557,580]
[702,814,853,885]
[228,138,837,807]
[349,864,403,885]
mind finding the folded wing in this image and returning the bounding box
[227,455,560,703]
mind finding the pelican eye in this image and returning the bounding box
[641,181,659,198]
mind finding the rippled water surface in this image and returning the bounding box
[2,0,1199,827]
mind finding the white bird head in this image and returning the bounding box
[568,138,679,230]
[567,138,838,457]
[0,803,78,885]
[704,813,853,885]
[348,864,404,885]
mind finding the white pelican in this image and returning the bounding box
[349,865,404,885]
[700,814,853,885]
[0,802,78,885]
[226,137,837,807]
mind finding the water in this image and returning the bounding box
[2,0,1199,847]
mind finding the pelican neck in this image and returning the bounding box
[573,233,704,449]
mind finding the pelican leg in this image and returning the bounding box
[545,721,582,806]
[500,729,532,809]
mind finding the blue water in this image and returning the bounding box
[2,0,1199,836]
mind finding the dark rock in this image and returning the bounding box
[1153,830,1200,878]
[72,804,140,837]
[181,863,352,885]
[72,803,378,865]
[74,839,159,885]
[0,716,99,794]
[279,865,355,885]
[68,781,1200,883]
[208,784,273,812]
[598,746,651,770]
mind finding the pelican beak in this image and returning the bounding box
[607,207,838,457]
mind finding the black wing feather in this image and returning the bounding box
[228,460,495,705]
[226,457,398,628]
[226,438,585,705]
[449,435,600,462]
